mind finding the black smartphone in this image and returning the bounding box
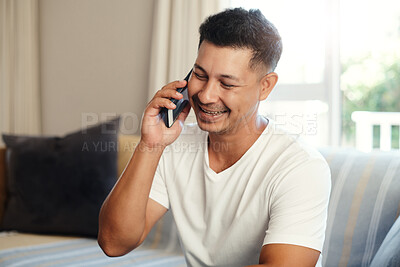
[160,69,192,128]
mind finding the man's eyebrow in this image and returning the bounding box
[193,64,206,73]
[193,64,240,82]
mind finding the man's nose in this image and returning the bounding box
[198,81,219,104]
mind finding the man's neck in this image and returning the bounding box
[207,116,268,173]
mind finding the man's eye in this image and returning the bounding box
[221,82,235,88]
[194,72,207,80]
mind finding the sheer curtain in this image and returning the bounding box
[147,0,229,100]
[0,0,41,143]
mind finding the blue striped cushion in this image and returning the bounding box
[319,148,400,267]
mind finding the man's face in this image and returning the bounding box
[188,41,266,135]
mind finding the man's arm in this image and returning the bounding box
[97,80,190,257]
[98,143,167,256]
[246,244,320,266]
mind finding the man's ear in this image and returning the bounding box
[259,72,278,101]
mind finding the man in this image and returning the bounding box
[98,8,331,267]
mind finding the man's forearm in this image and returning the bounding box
[98,141,164,256]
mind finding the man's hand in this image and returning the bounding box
[141,80,191,149]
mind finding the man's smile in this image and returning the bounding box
[198,105,228,115]
[196,102,230,122]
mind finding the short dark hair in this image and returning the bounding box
[199,8,282,72]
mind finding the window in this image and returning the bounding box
[340,0,400,150]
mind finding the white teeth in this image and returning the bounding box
[200,106,226,115]
[206,110,225,115]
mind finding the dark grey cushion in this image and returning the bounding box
[370,216,400,267]
[1,118,120,237]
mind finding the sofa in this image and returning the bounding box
[0,123,400,266]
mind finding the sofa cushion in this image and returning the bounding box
[0,134,138,228]
[1,118,120,237]
[370,215,400,267]
[319,148,400,267]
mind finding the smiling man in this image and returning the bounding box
[98,8,331,267]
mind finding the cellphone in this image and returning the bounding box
[160,69,192,128]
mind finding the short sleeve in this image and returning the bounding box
[263,158,331,252]
[149,156,170,209]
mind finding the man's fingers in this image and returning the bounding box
[161,80,187,91]
[146,98,176,117]
[154,89,183,102]
[145,79,188,120]
[146,80,187,117]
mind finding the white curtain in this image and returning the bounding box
[0,0,41,142]
[147,0,230,100]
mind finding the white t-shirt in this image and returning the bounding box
[149,120,331,267]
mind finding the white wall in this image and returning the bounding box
[39,0,155,135]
